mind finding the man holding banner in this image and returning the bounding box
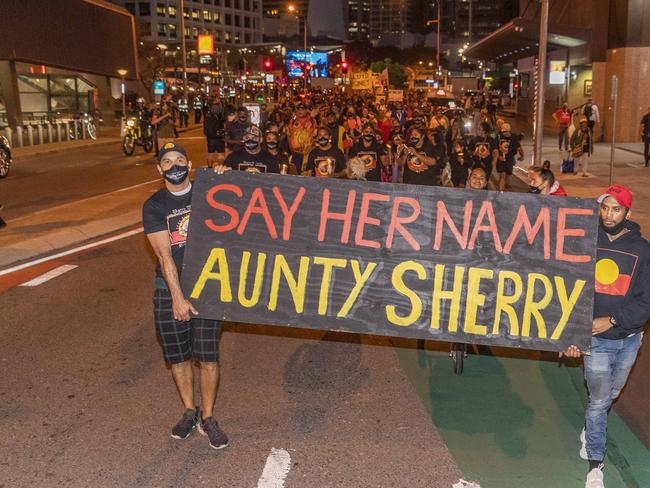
[563,185,650,488]
[142,142,229,451]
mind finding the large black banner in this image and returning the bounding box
[181,170,599,352]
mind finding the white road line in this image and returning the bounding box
[257,448,291,488]
[0,227,143,277]
[19,264,78,287]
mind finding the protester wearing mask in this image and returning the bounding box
[263,130,295,175]
[399,127,444,186]
[222,125,279,173]
[324,111,349,153]
[304,127,347,178]
[348,123,389,182]
[225,107,251,152]
[561,185,650,488]
[527,166,567,196]
[552,103,572,152]
[142,142,229,451]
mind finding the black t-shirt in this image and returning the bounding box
[306,146,347,177]
[142,187,193,281]
[348,140,387,181]
[225,147,280,173]
[402,140,444,186]
[642,114,650,136]
[450,153,471,187]
[264,149,290,172]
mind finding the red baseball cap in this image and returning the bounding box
[597,185,633,208]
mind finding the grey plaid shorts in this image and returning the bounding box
[153,288,222,364]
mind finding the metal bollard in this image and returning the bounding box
[81,119,87,139]
[47,123,53,144]
[27,125,34,146]
[37,124,44,145]
[56,122,62,142]
[15,126,23,147]
[4,127,12,147]
[65,122,70,141]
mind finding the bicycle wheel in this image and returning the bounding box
[451,343,465,375]
[87,122,97,140]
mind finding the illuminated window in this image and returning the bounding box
[156,3,166,16]
[168,5,176,17]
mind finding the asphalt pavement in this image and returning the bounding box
[1,125,650,487]
[0,234,462,487]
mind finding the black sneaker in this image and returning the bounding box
[171,408,199,439]
[198,416,229,450]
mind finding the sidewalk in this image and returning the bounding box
[11,123,202,160]
[508,119,650,230]
[0,179,160,269]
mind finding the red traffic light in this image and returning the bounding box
[341,61,348,74]
[264,59,271,69]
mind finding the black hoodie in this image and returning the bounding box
[594,221,650,340]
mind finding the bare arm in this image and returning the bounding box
[146,230,198,322]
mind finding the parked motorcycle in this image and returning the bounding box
[121,117,153,156]
[0,135,12,178]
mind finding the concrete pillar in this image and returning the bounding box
[0,60,22,128]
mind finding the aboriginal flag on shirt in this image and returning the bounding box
[594,248,638,296]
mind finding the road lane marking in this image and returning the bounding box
[257,448,291,488]
[19,264,78,287]
[0,227,143,277]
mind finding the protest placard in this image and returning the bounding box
[181,170,598,352]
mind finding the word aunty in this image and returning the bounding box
[189,248,586,341]
[181,171,598,351]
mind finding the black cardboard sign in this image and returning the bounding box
[181,169,598,352]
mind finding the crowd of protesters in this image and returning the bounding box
[199,89,547,195]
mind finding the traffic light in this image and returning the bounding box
[341,61,348,74]
[264,59,272,72]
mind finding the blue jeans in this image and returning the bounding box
[583,332,643,461]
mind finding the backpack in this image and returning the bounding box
[584,104,593,119]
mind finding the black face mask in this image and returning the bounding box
[163,164,189,185]
[600,215,628,235]
[528,185,542,194]
[317,137,330,146]
[244,140,259,150]
[362,134,375,142]
[266,141,278,149]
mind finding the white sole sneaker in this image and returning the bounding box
[585,465,604,488]
[580,428,588,460]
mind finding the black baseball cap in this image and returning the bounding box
[157,142,188,161]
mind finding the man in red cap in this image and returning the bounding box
[563,185,650,488]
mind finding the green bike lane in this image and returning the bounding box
[394,344,650,488]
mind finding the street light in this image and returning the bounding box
[117,68,128,118]
[288,3,308,93]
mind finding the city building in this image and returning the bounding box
[368,0,411,41]
[110,0,264,45]
[464,0,650,143]
[262,0,307,39]
[0,0,139,128]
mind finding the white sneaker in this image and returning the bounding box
[580,428,588,460]
[585,464,604,488]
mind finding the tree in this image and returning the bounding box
[138,44,167,100]
[370,58,408,89]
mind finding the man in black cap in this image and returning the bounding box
[221,125,279,173]
[142,142,229,451]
